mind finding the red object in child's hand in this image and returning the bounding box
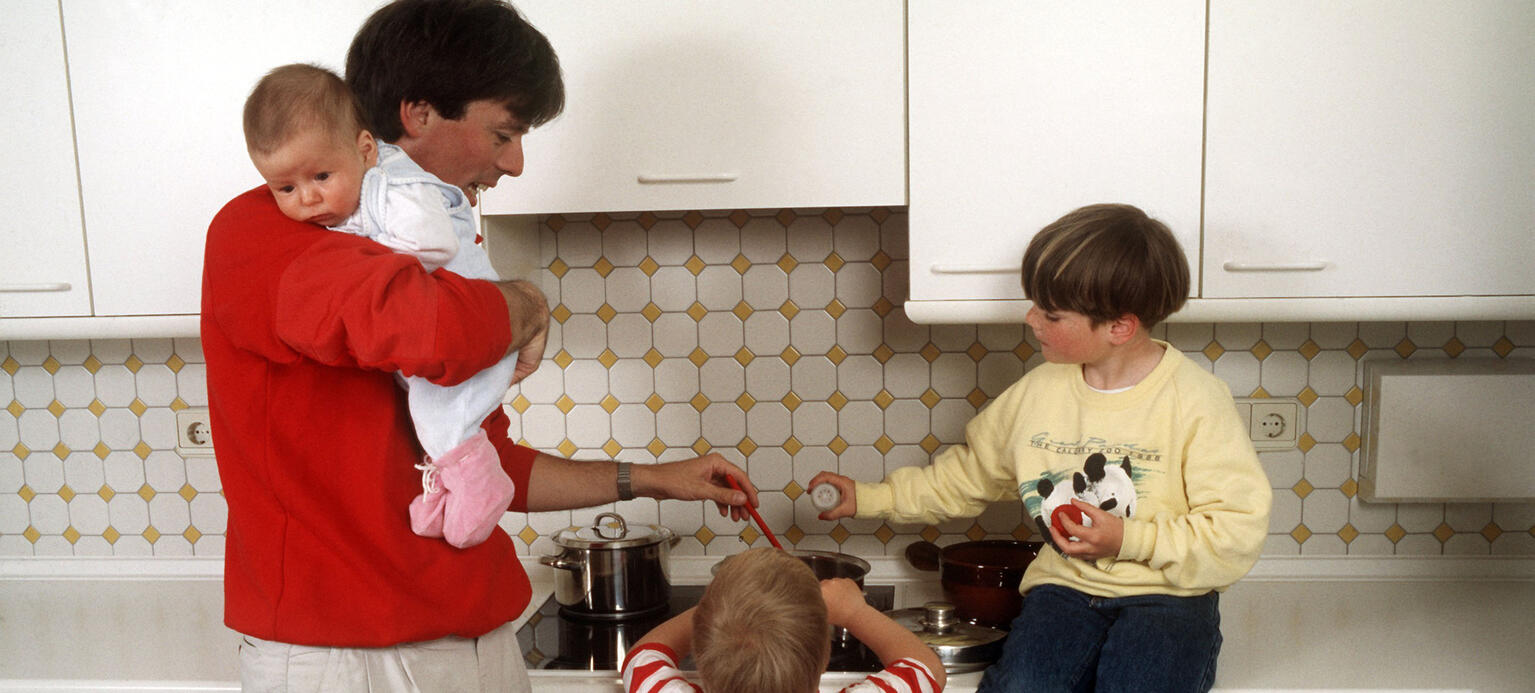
[1051,504,1087,539]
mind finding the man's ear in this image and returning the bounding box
[398,100,435,139]
[1107,313,1141,345]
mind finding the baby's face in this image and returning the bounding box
[251,130,375,227]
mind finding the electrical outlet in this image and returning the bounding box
[1234,398,1303,450]
[175,407,215,457]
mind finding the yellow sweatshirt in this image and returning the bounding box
[856,342,1272,597]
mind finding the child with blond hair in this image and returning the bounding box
[623,547,945,693]
[242,63,525,548]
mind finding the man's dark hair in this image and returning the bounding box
[346,0,565,142]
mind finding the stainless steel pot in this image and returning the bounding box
[540,512,677,618]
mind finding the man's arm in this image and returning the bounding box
[522,452,757,521]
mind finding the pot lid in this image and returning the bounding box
[553,512,672,550]
[885,602,1007,673]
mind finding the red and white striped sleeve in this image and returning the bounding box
[621,643,704,693]
[837,657,941,693]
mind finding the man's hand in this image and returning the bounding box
[820,577,869,628]
[496,279,550,356]
[1049,498,1124,561]
[807,471,857,520]
[632,452,758,522]
[510,328,545,386]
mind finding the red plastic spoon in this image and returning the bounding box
[725,475,783,550]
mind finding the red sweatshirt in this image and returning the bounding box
[202,186,537,647]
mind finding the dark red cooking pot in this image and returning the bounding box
[905,539,1041,629]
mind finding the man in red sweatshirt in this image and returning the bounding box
[202,2,758,689]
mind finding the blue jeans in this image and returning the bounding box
[977,584,1222,693]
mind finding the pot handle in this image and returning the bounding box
[904,540,942,572]
[539,552,581,571]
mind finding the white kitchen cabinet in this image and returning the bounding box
[479,0,905,215]
[0,2,92,318]
[905,0,1206,317]
[58,0,377,318]
[1203,0,1535,300]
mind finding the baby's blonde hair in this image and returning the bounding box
[243,63,368,156]
[694,548,830,693]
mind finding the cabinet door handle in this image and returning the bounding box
[636,173,739,184]
[929,264,1018,275]
[1221,261,1329,272]
[0,282,72,292]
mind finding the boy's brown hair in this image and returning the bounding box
[1020,203,1190,328]
[694,548,829,693]
[243,63,369,155]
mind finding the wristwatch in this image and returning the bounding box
[616,461,634,501]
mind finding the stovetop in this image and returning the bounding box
[515,584,895,672]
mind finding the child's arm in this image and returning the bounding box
[822,579,946,691]
[633,605,696,657]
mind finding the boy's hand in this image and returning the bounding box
[820,578,868,627]
[807,471,857,520]
[1049,498,1124,560]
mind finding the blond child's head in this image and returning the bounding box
[242,63,378,227]
[694,548,830,693]
[1020,203,1190,329]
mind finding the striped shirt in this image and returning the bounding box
[622,643,941,693]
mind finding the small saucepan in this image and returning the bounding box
[905,539,1041,629]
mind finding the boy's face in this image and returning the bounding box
[1025,305,1115,364]
[252,130,377,227]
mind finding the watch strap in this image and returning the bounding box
[616,461,635,501]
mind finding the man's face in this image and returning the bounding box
[397,100,529,205]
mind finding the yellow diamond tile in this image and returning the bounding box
[829,524,851,544]
[125,355,143,373]
[1297,340,1321,360]
[694,525,716,546]
[596,304,618,323]
[4,401,21,418]
[1289,524,1312,544]
[966,342,988,362]
[683,211,705,229]
[1491,336,1515,358]
[874,435,895,455]
[592,213,612,231]
[919,435,941,454]
[509,394,531,414]
[827,391,848,411]
[776,299,801,321]
[966,522,988,541]
[823,252,846,272]
[1385,523,1407,543]
[517,525,540,545]
[920,343,942,363]
[646,438,668,456]
[643,348,665,368]
[1442,337,1465,358]
[1013,342,1036,361]
[1433,523,1455,543]
[93,442,110,460]
[732,301,754,321]
[548,258,569,278]
[41,357,61,376]
[919,389,942,409]
[777,253,798,274]
[593,257,614,278]
[871,250,892,272]
[688,347,709,367]
[689,393,710,412]
[22,526,40,544]
[1344,338,1368,360]
[1202,341,1225,361]
[1339,478,1358,498]
[129,398,148,417]
[730,254,752,275]
[183,526,202,544]
[1250,340,1273,360]
[783,437,803,455]
[1296,387,1318,407]
[739,526,760,545]
[691,438,711,455]
[781,392,802,411]
[133,442,152,459]
[645,394,666,413]
[555,395,575,414]
[774,209,796,227]
[734,347,754,367]
[822,209,844,225]
[828,436,849,455]
[546,214,566,231]
[1291,478,1314,499]
[1341,433,1360,453]
[18,485,35,502]
[102,526,120,544]
[600,394,620,413]
[1249,386,1270,398]
[170,397,189,411]
[727,210,750,228]
[784,525,806,545]
[1337,524,1359,544]
[52,442,70,460]
[88,399,106,417]
[874,523,895,544]
[825,299,846,319]
[81,355,101,374]
[138,484,156,502]
[920,525,941,543]
[966,389,988,409]
[1344,386,1364,406]
[737,436,758,457]
[684,256,707,276]
[641,303,663,323]
[872,390,894,410]
[1481,523,1502,542]
[143,526,161,544]
[556,439,578,457]
[638,256,660,276]
[166,354,186,373]
[780,345,802,366]
[1393,338,1416,359]
[0,356,19,375]
[826,345,847,365]
[597,348,619,368]
[551,304,572,324]
[553,350,574,368]
[602,439,623,457]
[11,443,29,460]
[58,484,74,502]
[872,296,894,318]
[734,393,756,412]
[98,485,115,502]
[784,480,804,499]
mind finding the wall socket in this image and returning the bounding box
[175,407,215,457]
[1233,398,1304,451]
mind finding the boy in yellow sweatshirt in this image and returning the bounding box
[812,203,1271,692]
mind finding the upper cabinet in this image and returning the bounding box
[1203,0,1535,299]
[906,0,1206,313]
[0,2,91,318]
[479,0,905,215]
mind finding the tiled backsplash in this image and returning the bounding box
[3,207,1533,559]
